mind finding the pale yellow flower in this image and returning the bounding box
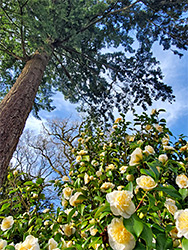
[106,190,135,218]
[63,187,73,200]
[144,145,155,155]
[0,239,7,250]
[62,176,70,182]
[106,164,115,171]
[174,209,188,239]
[163,146,175,151]
[180,144,188,152]
[126,174,134,182]
[151,109,156,115]
[145,124,152,131]
[42,208,50,213]
[128,136,135,142]
[64,208,78,217]
[69,192,84,206]
[84,173,90,184]
[100,182,115,192]
[129,148,143,166]
[136,175,157,191]
[176,174,188,189]
[161,135,170,146]
[96,170,102,177]
[15,235,40,250]
[62,223,76,237]
[107,217,136,250]
[77,150,87,155]
[67,241,73,247]
[48,238,58,250]
[89,226,98,236]
[114,118,122,123]
[120,166,128,174]
[1,216,14,231]
[117,186,124,191]
[164,198,177,215]
[76,155,82,162]
[158,154,168,164]
[155,124,163,132]
[61,199,68,207]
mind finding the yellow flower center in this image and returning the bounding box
[179,179,187,187]
[3,221,11,229]
[116,192,131,210]
[178,212,188,230]
[112,223,131,244]
[140,176,155,188]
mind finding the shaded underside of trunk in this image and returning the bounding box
[0,51,49,186]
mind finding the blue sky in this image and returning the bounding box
[25,45,188,138]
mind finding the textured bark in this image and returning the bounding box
[0,51,49,186]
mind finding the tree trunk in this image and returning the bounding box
[0,51,49,186]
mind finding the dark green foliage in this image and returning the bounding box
[0,0,187,121]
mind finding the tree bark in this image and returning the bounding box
[0,51,49,186]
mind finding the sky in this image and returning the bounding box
[25,44,188,139]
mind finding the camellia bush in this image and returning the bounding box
[0,109,188,250]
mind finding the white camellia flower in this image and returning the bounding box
[69,192,84,206]
[89,226,98,236]
[164,198,177,215]
[1,216,14,231]
[42,208,50,213]
[136,175,157,191]
[120,166,128,174]
[176,174,188,189]
[161,135,170,146]
[155,124,163,132]
[174,209,188,239]
[107,217,136,250]
[77,150,87,155]
[15,235,40,250]
[62,223,76,237]
[106,164,115,171]
[158,154,168,164]
[106,190,135,219]
[48,238,58,250]
[0,239,7,250]
[63,187,73,200]
[129,148,143,166]
[163,146,175,151]
[84,173,90,184]
[76,155,82,162]
[144,145,155,155]
[64,208,78,217]
[100,182,115,192]
[62,176,70,182]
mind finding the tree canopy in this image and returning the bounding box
[1,0,187,120]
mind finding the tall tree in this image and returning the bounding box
[0,0,187,185]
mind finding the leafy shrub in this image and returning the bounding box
[0,109,188,250]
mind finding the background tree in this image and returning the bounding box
[0,0,188,184]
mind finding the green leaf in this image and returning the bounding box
[123,214,144,238]
[140,224,153,249]
[82,155,90,162]
[155,185,182,199]
[94,203,111,219]
[0,203,10,212]
[24,181,34,186]
[36,178,44,184]
[125,182,133,192]
[179,188,188,200]
[156,233,173,250]
[67,207,77,224]
[5,246,15,250]
[182,238,188,250]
